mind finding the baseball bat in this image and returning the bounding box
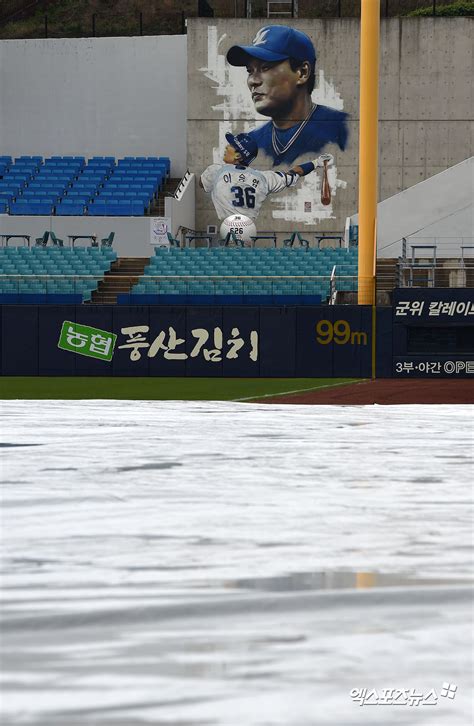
[321,159,331,206]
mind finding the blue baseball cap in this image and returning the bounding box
[227,25,316,67]
[225,132,258,165]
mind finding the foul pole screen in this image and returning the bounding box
[357,0,380,305]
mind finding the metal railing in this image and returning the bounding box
[396,237,474,288]
[403,236,474,259]
[329,265,338,304]
[1,2,469,40]
[0,10,187,38]
[129,274,360,298]
[397,263,474,289]
[0,271,403,303]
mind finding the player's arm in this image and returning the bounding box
[200,164,220,193]
[290,154,334,177]
[264,164,316,193]
[266,154,335,193]
[289,162,315,177]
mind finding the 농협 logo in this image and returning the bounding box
[58,321,116,362]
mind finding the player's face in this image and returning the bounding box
[246,58,301,117]
[223,145,241,164]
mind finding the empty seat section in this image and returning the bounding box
[1,154,171,216]
[7,156,84,215]
[0,247,117,302]
[95,156,170,212]
[127,247,358,303]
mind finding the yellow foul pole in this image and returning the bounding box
[358,0,380,305]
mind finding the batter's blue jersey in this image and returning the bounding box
[248,104,348,166]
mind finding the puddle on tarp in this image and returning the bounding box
[224,571,473,593]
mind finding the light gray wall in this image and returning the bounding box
[0,36,187,175]
[0,179,197,257]
[352,158,474,258]
[188,18,474,234]
[0,214,157,257]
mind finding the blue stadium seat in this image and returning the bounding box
[55,201,86,215]
[10,200,54,215]
[127,247,357,304]
[0,247,117,303]
[87,202,107,216]
[88,199,144,216]
[2,153,172,217]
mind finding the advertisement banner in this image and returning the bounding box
[392,288,474,323]
[1,305,377,378]
[394,357,474,378]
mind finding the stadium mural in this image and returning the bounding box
[196,23,349,229]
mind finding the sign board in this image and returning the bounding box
[392,288,474,377]
[150,217,172,246]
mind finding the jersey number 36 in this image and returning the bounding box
[231,185,256,209]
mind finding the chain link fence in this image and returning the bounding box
[1,1,470,39]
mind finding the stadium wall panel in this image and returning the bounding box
[1,304,383,378]
[375,307,393,379]
[1,305,39,375]
[2,301,471,379]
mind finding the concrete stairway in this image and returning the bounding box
[336,260,399,305]
[376,258,399,294]
[88,257,149,304]
[150,178,182,216]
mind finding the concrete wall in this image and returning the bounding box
[0,214,157,257]
[353,158,474,258]
[188,18,474,236]
[0,35,187,175]
[0,173,197,257]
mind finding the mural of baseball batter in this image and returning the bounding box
[196,21,349,226]
[226,25,348,167]
[200,132,332,221]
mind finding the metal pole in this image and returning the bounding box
[92,13,96,37]
[357,0,380,305]
[338,0,341,18]
[44,14,48,38]
[433,0,436,16]
[139,11,143,35]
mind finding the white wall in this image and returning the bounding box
[0,36,187,175]
[0,214,156,257]
[351,158,474,258]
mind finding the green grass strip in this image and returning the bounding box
[0,377,360,402]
